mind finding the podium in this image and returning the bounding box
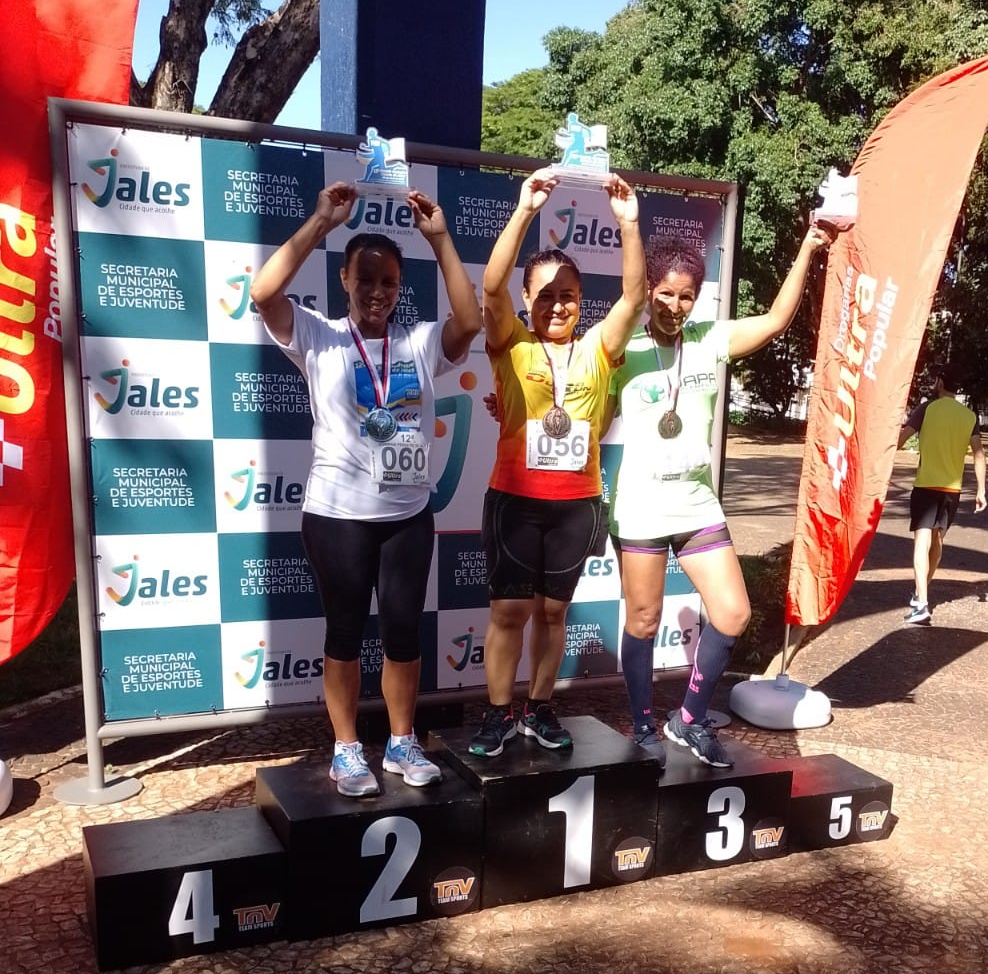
[435,716,661,906]
[81,716,895,969]
[255,752,483,940]
[655,738,793,874]
[785,753,894,851]
[82,806,287,971]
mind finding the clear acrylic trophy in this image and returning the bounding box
[354,126,412,197]
[548,112,612,188]
[811,168,858,231]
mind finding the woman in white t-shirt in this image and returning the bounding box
[610,224,834,770]
[251,181,482,798]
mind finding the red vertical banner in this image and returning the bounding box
[0,1,139,662]
[786,56,988,627]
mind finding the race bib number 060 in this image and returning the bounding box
[369,430,431,486]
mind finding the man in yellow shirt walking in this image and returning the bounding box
[897,362,986,624]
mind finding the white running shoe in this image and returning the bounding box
[330,741,380,797]
[382,733,442,786]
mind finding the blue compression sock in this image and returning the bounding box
[621,630,655,735]
[681,622,736,722]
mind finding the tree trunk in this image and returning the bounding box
[131,0,213,112]
[208,0,320,124]
[130,0,319,124]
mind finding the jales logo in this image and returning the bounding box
[82,150,192,209]
[235,643,324,689]
[105,556,208,607]
[225,461,304,510]
[549,202,623,251]
[95,360,199,414]
[345,196,414,230]
[447,627,484,671]
[219,265,317,320]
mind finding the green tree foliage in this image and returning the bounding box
[481,71,557,159]
[481,0,988,414]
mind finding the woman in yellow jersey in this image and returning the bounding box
[469,168,646,757]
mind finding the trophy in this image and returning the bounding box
[354,126,411,196]
[548,112,612,188]
[811,168,858,231]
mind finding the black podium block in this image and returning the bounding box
[435,715,660,908]
[83,805,287,971]
[655,737,793,875]
[786,753,894,852]
[255,754,484,941]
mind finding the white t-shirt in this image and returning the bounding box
[609,320,731,539]
[268,304,463,521]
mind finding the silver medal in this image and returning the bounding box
[365,406,398,442]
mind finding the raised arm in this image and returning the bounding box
[408,190,483,361]
[598,175,647,361]
[727,223,835,360]
[483,168,558,351]
[250,182,356,345]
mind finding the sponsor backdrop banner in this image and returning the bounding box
[0,0,139,663]
[58,113,727,723]
[786,56,988,626]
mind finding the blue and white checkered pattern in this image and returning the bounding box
[64,118,719,722]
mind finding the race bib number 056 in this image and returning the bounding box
[525,419,590,471]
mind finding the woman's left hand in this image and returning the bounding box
[806,222,838,250]
[408,190,448,239]
[604,174,640,225]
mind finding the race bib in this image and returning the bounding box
[368,430,431,486]
[651,441,711,479]
[525,419,591,471]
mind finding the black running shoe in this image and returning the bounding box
[633,724,666,769]
[468,705,517,757]
[519,703,573,749]
[664,710,732,768]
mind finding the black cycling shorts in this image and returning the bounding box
[482,488,605,603]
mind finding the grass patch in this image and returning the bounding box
[0,585,82,711]
[734,542,792,673]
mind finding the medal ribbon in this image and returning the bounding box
[349,318,391,411]
[651,332,682,414]
[539,339,575,410]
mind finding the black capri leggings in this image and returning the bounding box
[301,506,434,663]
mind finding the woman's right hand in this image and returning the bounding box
[315,182,357,229]
[518,167,559,215]
[483,391,502,421]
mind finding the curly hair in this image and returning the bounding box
[645,236,705,290]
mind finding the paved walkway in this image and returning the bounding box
[2,434,987,973]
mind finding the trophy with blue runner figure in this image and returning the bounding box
[548,112,612,188]
[354,126,412,196]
